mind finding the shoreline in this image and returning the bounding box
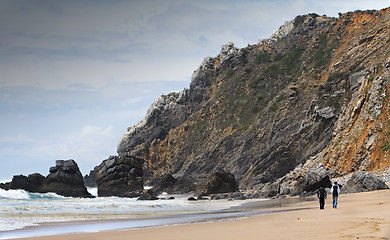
[4,189,390,240]
[0,196,312,239]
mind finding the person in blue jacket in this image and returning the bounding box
[330,181,341,208]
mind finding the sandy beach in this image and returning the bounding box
[12,189,390,240]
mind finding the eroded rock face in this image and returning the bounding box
[95,155,144,197]
[0,160,93,198]
[196,171,239,196]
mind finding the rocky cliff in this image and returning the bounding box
[116,8,390,192]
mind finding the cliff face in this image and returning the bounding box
[117,8,390,189]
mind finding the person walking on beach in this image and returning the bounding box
[330,181,340,208]
[317,186,327,210]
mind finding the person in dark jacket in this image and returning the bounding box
[317,186,327,209]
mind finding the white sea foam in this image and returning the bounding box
[86,187,98,197]
[0,190,248,233]
[0,189,31,200]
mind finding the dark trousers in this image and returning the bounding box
[319,198,325,209]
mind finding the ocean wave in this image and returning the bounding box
[0,188,64,200]
[0,193,248,232]
[0,189,31,200]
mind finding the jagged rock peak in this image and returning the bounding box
[118,90,187,148]
[259,20,294,46]
[219,42,240,65]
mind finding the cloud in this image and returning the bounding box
[0,124,118,176]
[0,79,189,178]
[0,133,35,144]
[2,0,388,90]
[35,125,116,159]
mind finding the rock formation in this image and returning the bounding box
[196,170,239,196]
[103,8,390,197]
[0,173,45,193]
[0,160,93,198]
[40,160,93,197]
[150,174,177,194]
[137,189,159,200]
[150,174,197,194]
[95,155,144,197]
[83,168,97,187]
[341,171,388,193]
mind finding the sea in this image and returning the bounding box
[0,181,264,239]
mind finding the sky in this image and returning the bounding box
[1,0,389,181]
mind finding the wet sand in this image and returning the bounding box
[8,190,390,240]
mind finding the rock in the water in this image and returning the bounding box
[0,173,45,192]
[342,171,389,193]
[40,160,93,198]
[137,189,158,200]
[0,160,93,198]
[151,174,177,194]
[95,155,144,197]
[196,170,239,196]
[151,175,197,194]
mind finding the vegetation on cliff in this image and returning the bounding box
[116,8,390,193]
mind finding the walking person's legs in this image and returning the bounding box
[319,198,325,209]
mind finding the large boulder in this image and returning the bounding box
[277,161,332,196]
[151,174,197,194]
[151,174,178,194]
[95,155,144,197]
[196,170,239,196]
[0,160,93,198]
[40,160,93,198]
[291,163,332,195]
[137,189,159,200]
[342,171,389,193]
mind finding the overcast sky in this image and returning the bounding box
[0,0,389,181]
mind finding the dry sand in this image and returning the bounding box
[14,189,390,240]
